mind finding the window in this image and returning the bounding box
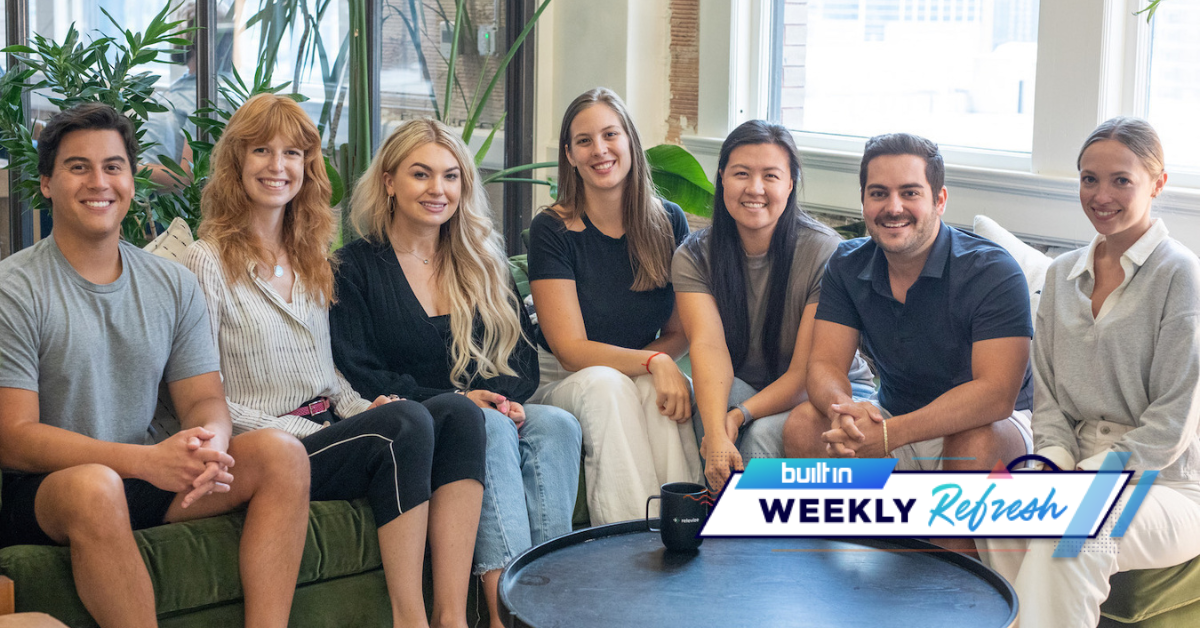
[1145,1,1200,173]
[776,0,1039,153]
[229,0,350,148]
[378,0,507,151]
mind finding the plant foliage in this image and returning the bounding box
[0,1,192,244]
[1137,0,1163,21]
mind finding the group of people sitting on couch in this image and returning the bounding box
[0,84,1195,628]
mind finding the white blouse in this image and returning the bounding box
[183,239,371,438]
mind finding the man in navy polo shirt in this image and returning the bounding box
[783,133,1033,479]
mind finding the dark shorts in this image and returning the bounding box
[0,471,177,548]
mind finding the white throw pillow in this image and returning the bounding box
[972,215,1051,318]
[142,217,194,263]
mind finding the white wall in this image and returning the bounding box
[533,0,673,207]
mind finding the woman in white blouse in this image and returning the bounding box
[978,117,1200,627]
[183,93,487,628]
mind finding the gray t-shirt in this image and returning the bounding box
[673,227,874,391]
[0,236,220,445]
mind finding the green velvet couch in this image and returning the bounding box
[1100,563,1200,627]
[0,497,396,627]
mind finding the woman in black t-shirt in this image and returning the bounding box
[528,87,702,525]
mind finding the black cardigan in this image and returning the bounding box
[330,237,539,403]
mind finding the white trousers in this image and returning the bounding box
[529,349,703,525]
[977,420,1200,627]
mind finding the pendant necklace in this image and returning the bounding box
[395,247,431,265]
[274,264,285,278]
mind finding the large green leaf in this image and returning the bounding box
[647,144,714,218]
[326,156,344,207]
[508,254,530,299]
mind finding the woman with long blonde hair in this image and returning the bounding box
[527,87,702,525]
[330,118,581,628]
[184,93,487,628]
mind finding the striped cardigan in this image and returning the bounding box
[183,239,371,438]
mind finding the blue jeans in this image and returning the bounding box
[473,403,582,574]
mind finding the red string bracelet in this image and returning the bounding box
[643,351,667,373]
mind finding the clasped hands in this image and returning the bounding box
[822,400,888,459]
[465,389,526,425]
[146,426,235,509]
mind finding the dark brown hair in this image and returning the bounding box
[859,133,944,199]
[38,103,138,177]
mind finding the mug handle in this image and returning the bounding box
[646,495,661,532]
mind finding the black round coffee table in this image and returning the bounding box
[499,520,1016,628]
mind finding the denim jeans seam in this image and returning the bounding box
[527,420,552,540]
[477,438,517,575]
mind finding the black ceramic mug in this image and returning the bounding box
[645,482,708,551]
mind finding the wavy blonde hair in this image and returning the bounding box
[550,87,674,291]
[198,93,337,305]
[350,118,522,388]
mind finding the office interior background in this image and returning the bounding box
[0,0,1197,259]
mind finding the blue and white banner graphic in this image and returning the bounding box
[702,455,1142,540]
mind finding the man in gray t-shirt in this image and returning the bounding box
[0,103,310,626]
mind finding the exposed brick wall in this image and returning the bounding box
[666,0,700,143]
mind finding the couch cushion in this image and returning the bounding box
[0,500,380,625]
[1101,558,1200,624]
[142,217,194,263]
[972,215,1052,317]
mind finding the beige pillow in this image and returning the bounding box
[142,217,194,263]
[972,215,1051,317]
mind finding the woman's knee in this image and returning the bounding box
[366,400,436,451]
[483,408,520,442]
[231,428,310,488]
[569,366,637,396]
[424,391,482,422]
[524,405,582,444]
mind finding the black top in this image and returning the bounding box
[330,237,539,403]
[816,223,1034,415]
[527,199,689,352]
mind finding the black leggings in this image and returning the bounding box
[302,393,486,528]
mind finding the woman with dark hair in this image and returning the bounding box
[977,118,1200,627]
[183,94,487,628]
[676,120,874,491]
[528,87,702,525]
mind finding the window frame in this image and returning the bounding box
[693,0,1200,251]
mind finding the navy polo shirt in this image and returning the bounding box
[815,223,1034,416]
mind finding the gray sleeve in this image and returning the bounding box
[1031,261,1081,467]
[0,276,40,392]
[1103,264,1200,471]
[800,231,841,307]
[164,268,222,383]
[671,245,711,294]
